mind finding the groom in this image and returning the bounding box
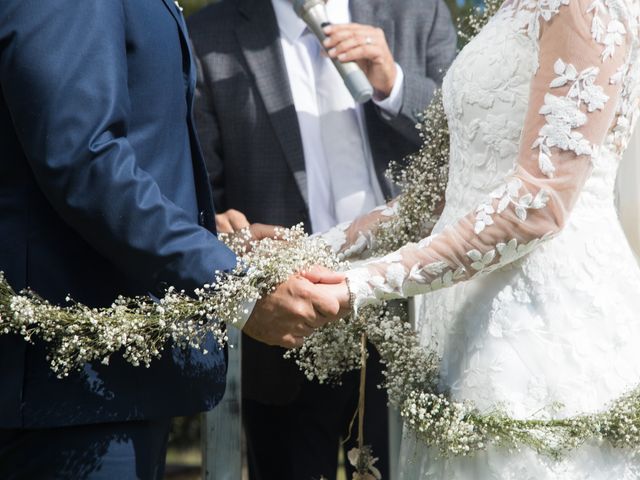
[0,1,341,478]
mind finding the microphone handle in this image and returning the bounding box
[311,21,373,104]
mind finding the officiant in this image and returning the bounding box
[189,0,456,478]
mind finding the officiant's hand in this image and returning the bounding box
[323,23,397,99]
[216,209,280,247]
[244,269,345,348]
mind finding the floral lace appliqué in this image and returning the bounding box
[533,59,608,177]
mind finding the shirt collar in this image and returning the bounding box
[271,0,351,43]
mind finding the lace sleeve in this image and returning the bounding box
[318,199,401,261]
[344,0,632,310]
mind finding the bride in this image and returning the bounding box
[311,0,640,476]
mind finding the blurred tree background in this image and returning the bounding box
[181,0,215,17]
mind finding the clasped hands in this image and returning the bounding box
[217,210,350,349]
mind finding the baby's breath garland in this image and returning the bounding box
[0,226,343,378]
[290,304,640,460]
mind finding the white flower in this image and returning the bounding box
[496,239,520,264]
[539,94,588,130]
[385,263,407,291]
[550,59,578,88]
[610,65,626,85]
[467,248,497,271]
[319,223,348,254]
[491,178,523,213]
[531,189,550,209]
[581,85,608,112]
[474,203,495,234]
[423,261,449,276]
[602,20,626,58]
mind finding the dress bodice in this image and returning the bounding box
[438,0,640,230]
[439,9,539,225]
[325,0,640,311]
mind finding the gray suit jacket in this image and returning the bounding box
[188,0,456,404]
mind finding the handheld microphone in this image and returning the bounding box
[291,0,373,104]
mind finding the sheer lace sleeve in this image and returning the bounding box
[343,0,633,310]
[319,199,401,261]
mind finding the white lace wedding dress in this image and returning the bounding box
[321,0,640,477]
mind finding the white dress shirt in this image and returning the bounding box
[272,0,405,233]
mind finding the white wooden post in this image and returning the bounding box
[202,327,245,480]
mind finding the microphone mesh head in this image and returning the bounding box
[292,0,325,18]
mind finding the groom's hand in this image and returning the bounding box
[244,273,344,349]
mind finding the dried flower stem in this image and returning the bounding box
[357,332,367,452]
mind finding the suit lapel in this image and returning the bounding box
[236,0,309,206]
[161,0,188,38]
[161,0,214,218]
[160,0,197,99]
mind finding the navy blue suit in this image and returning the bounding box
[0,0,236,442]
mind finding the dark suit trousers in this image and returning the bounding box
[243,347,389,480]
[0,418,171,480]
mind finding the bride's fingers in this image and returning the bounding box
[301,265,345,285]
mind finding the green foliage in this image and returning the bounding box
[181,0,216,18]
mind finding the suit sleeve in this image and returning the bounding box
[0,0,237,295]
[376,0,457,143]
[193,53,228,212]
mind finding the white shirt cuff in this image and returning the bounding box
[232,298,257,330]
[372,63,405,118]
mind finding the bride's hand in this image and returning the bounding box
[302,266,351,318]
